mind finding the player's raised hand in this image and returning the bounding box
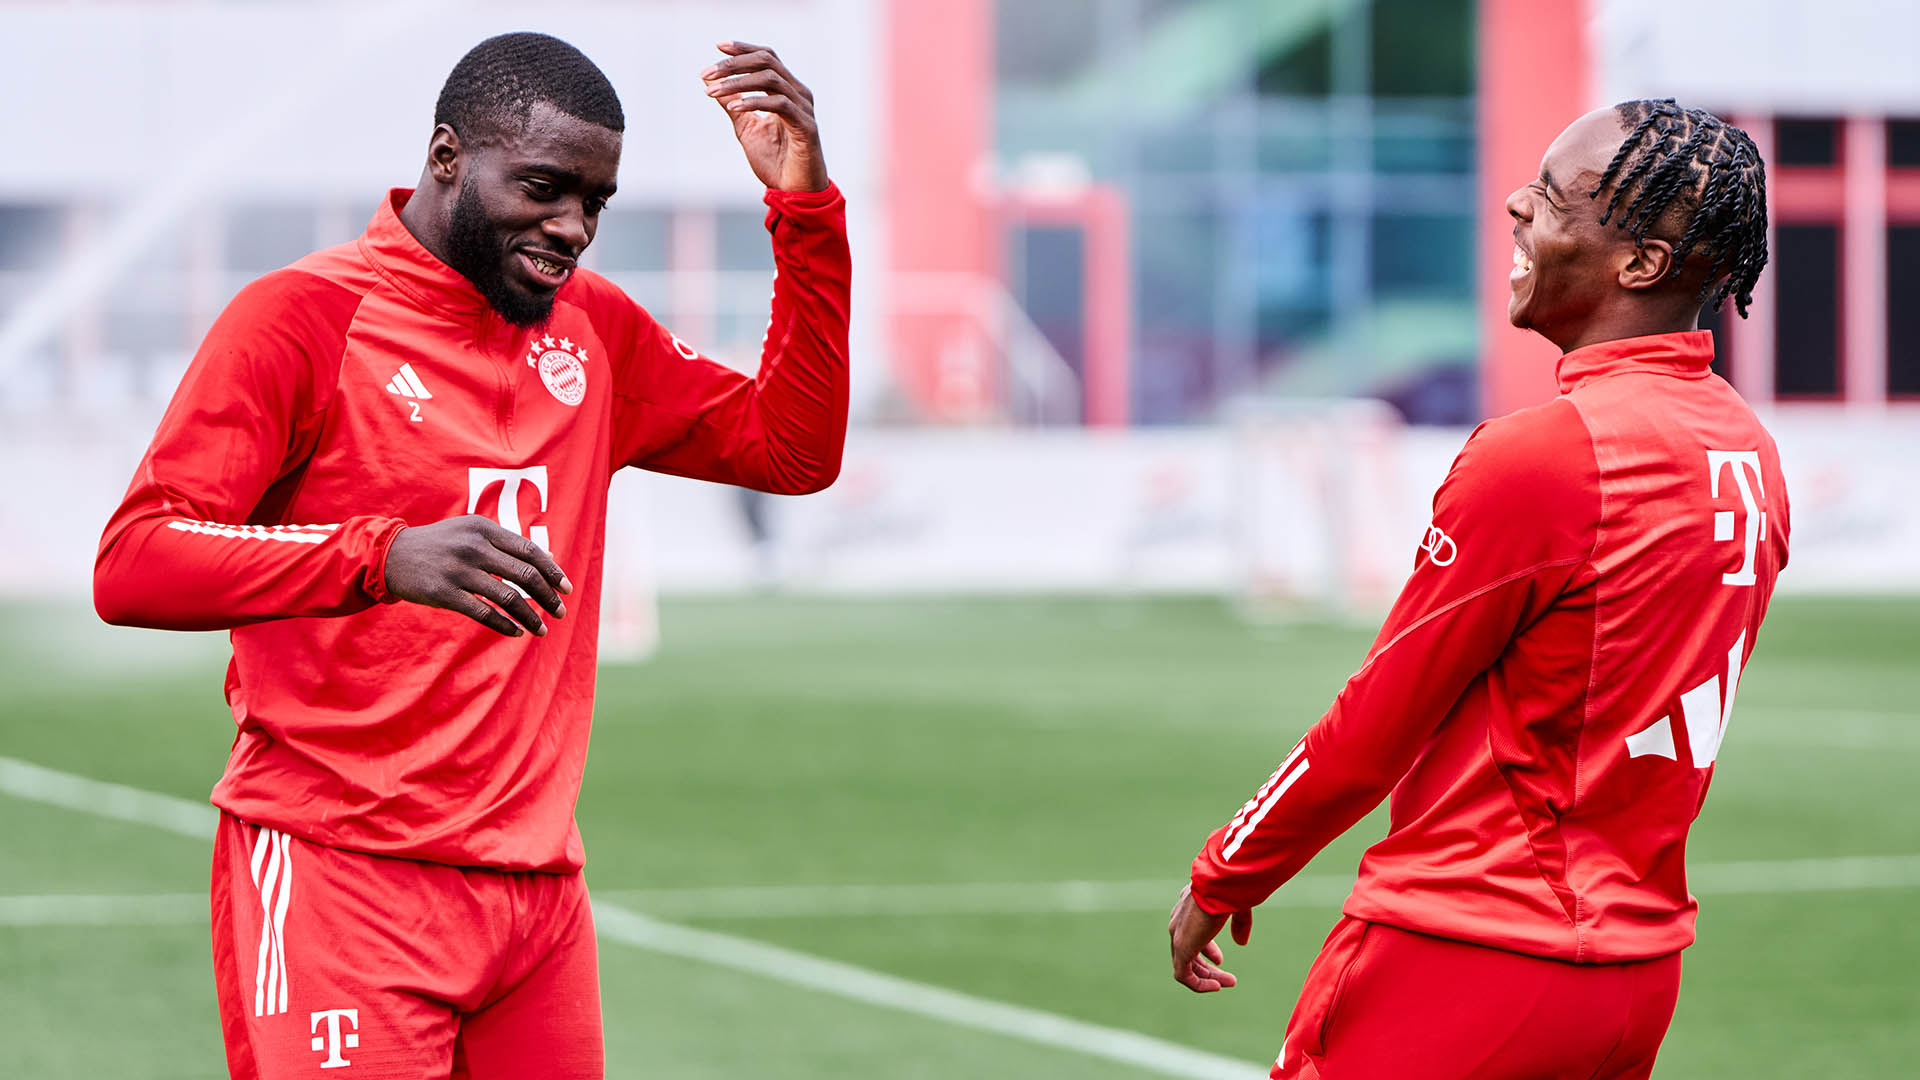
[701,40,829,193]
[1168,886,1252,994]
[383,516,573,638]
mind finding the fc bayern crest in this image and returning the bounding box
[526,335,589,407]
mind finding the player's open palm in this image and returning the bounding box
[384,516,572,638]
[702,40,829,193]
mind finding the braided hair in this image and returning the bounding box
[436,33,625,146]
[1588,100,1769,317]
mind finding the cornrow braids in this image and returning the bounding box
[1587,99,1769,317]
[436,32,624,146]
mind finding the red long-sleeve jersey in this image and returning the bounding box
[95,185,850,871]
[1191,331,1790,962]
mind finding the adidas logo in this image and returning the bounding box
[385,364,431,422]
[385,364,433,400]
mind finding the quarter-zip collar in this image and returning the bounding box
[1555,330,1716,395]
[358,187,494,327]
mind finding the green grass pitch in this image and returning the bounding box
[2,594,1915,1077]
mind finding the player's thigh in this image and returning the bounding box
[1310,924,1636,1080]
[450,878,604,1080]
[1590,951,1682,1080]
[210,816,465,1079]
[1273,917,1373,1079]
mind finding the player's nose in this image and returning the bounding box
[542,206,589,256]
[1506,185,1532,223]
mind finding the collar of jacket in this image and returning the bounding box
[357,188,539,345]
[1554,329,1716,395]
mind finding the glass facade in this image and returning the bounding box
[996,0,1479,424]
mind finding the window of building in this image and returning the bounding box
[224,204,318,272]
[1888,225,1920,396]
[1773,223,1841,396]
[0,204,61,270]
[1775,117,1840,166]
[1887,119,1920,168]
[589,209,670,272]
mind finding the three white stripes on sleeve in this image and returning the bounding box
[165,521,339,545]
[1220,740,1311,861]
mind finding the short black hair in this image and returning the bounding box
[435,32,624,146]
[1589,99,1769,317]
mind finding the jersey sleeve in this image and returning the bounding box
[603,183,851,494]
[93,270,407,631]
[1188,398,1602,915]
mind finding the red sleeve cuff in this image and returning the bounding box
[1186,876,1243,916]
[361,520,409,604]
[764,181,844,212]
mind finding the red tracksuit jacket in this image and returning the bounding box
[95,185,850,871]
[1191,331,1790,962]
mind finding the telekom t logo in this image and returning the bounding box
[310,1009,359,1068]
[468,466,551,551]
[1707,450,1766,586]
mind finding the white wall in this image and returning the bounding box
[0,0,880,204]
[1594,0,1920,113]
[12,417,1909,602]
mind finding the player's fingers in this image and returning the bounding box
[456,570,547,637]
[704,69,804,106]
[725,93,814,133]
[1175,957,1233,994]
[1191,956,1238,990]
[1231,909,1254,947]
[441,586,524,638]
[1202,939,1224,964]
[475,547,566,619]
[1175,969,1220,993]
[706,44,813,103]
[481,522,573,596]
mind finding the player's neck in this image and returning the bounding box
[397,179,457,271]
[1554,305,1702,355]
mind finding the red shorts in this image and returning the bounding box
[1273,917,1681,1080]
[210,814,602,1079]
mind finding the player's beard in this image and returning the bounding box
[444,178,556,328]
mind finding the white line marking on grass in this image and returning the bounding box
[0,755,216,840]
[14,854,1920,931]
[1735,707,1920,750]
[597,855,1920,919]
[599,876,1352,919]
[1688,854,1920,895]
[0,893,204,927]
[591,901,1267,1080]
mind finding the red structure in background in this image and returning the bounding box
[1476,0,1591,419]
[883,0,1132,426]
[999,187,1133,427]
[883,0,999,422]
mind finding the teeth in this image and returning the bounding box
[530,255,563,275]
[1512,246,1534,274]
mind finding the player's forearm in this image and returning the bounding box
[748,183,851,493]
[1187,710,1421,915]
[94,511,405,630]
[1188,573,1544,912]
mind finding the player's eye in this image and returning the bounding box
[522,178,558,200]
[584,197,607,216]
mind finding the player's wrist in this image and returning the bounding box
[765,180,840,206]
[364,520,411,604]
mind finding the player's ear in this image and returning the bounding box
[425,124,463,187]
[1618,237,1675,292]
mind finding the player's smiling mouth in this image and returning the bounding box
[517,248,576,290]
[1510,230,1535,283]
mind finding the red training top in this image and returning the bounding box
[96,185,851,872]
[1191,331,1790,962]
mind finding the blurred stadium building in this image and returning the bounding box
[1,0,1916,609]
